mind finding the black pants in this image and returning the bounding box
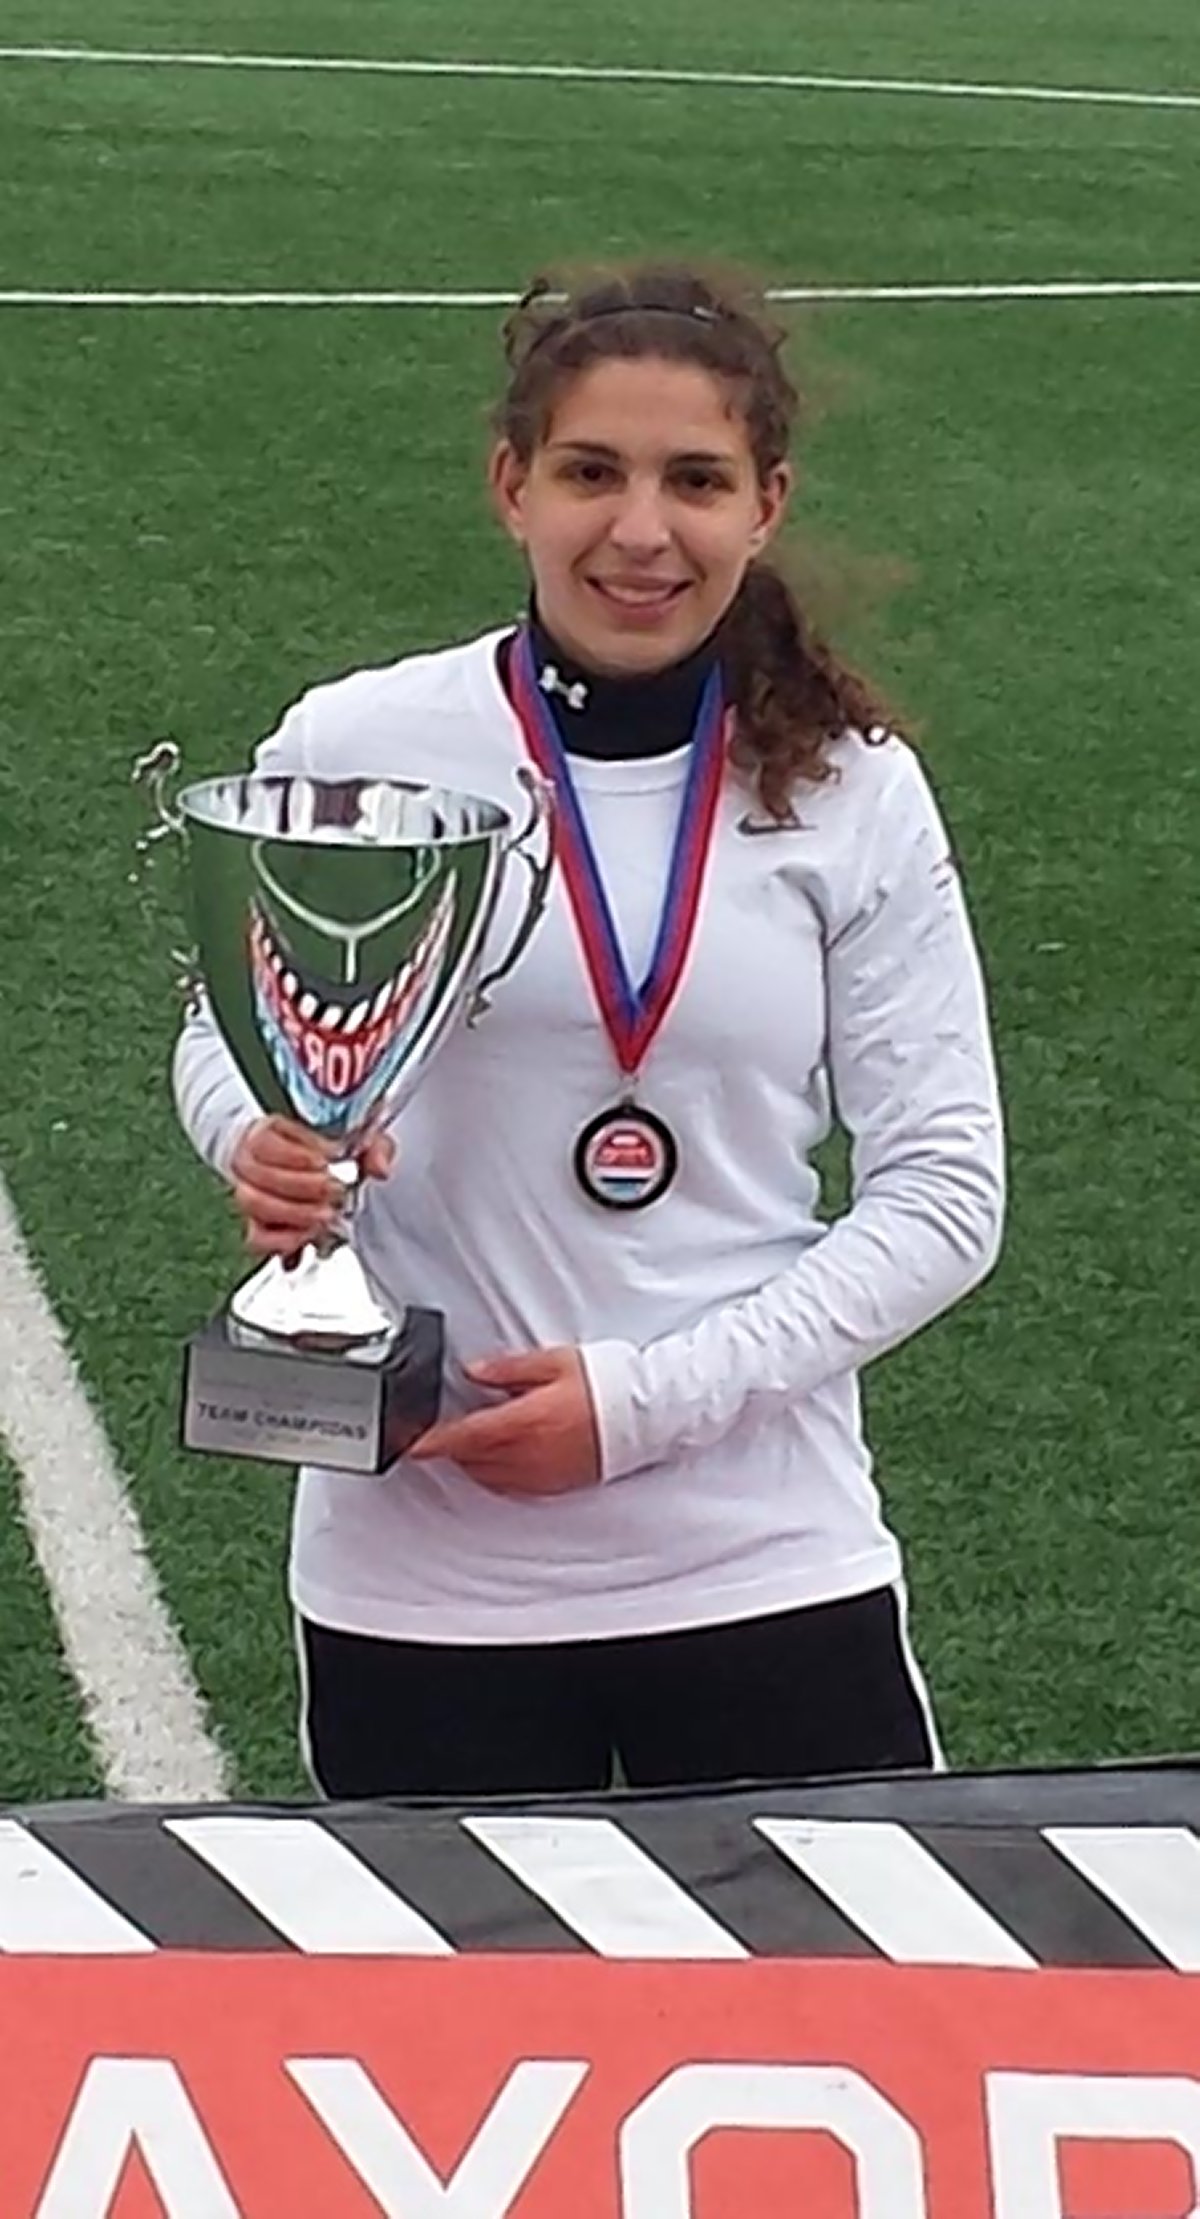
[299,1585,937,1798]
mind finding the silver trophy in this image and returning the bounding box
[136,744,552,1474]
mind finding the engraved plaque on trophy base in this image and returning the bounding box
[181,1307,444,1475]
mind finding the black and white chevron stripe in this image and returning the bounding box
[5,1767,1200,1966]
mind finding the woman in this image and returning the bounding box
[174,263,1005,1797]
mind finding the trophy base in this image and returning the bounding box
[181,1305,444,1475]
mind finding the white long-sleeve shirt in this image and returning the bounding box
[174,628,1005,1642]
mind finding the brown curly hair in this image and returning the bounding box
[494,263,896,818]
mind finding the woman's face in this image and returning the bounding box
[490,357,791,676]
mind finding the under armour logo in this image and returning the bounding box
[538,662,589,712]
[736,809,807,836]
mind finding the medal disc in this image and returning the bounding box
[574,1104,678,1211]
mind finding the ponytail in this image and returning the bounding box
[721,561,895,818]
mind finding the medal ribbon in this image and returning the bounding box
[509,626,727,1083]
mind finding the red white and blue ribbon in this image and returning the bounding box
[508,626,727,1087]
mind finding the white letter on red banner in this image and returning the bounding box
[287,2055,589,2214]
[988,2070,1200,2217]
[34,2058,239,2217]
[619,2061,927,2216]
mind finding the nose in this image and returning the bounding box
[607,476,673,556]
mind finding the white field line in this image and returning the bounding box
[0,1176,231,1800]
[0,44,1198,115]
[1,282,1198,310]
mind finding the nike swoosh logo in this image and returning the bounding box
[735,811,808,836]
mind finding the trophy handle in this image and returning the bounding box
[130,738,202,1008]
[131,738,185,837]
[467,766,555,1025]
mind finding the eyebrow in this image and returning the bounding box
[547,439,739,467]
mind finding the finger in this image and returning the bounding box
[410,1401,538,1462]
[264,1113,338,1149]
[233,1182,340,1232]
[466,1349,568,1389]
[457,1465,546,1496]
[234,1141,329,1191]
[251,1125,339,1171]
[233,1180,337,1230]
[235,1160,344,1206]
[408,1422,470,1461]
[360,1134,397,1180]
[244,1223,312,1258]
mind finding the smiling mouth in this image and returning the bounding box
[587,579,691,613]
[247,880,455,1116]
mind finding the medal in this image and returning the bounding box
[573,1102,679,1211]
[509,629,727,1210]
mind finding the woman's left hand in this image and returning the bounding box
[408,1346,602,1495]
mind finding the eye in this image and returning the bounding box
[672,465,731,497]
[560,458,619,489]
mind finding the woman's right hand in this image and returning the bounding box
[229,1116,396,1258]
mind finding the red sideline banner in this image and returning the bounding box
[9,1955,1200,2215]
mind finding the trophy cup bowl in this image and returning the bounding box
[140,752,552,1475]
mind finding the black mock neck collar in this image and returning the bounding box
[521,605,722,760]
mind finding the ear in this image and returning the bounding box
[748,462,793,557]
[488,440,530,546]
